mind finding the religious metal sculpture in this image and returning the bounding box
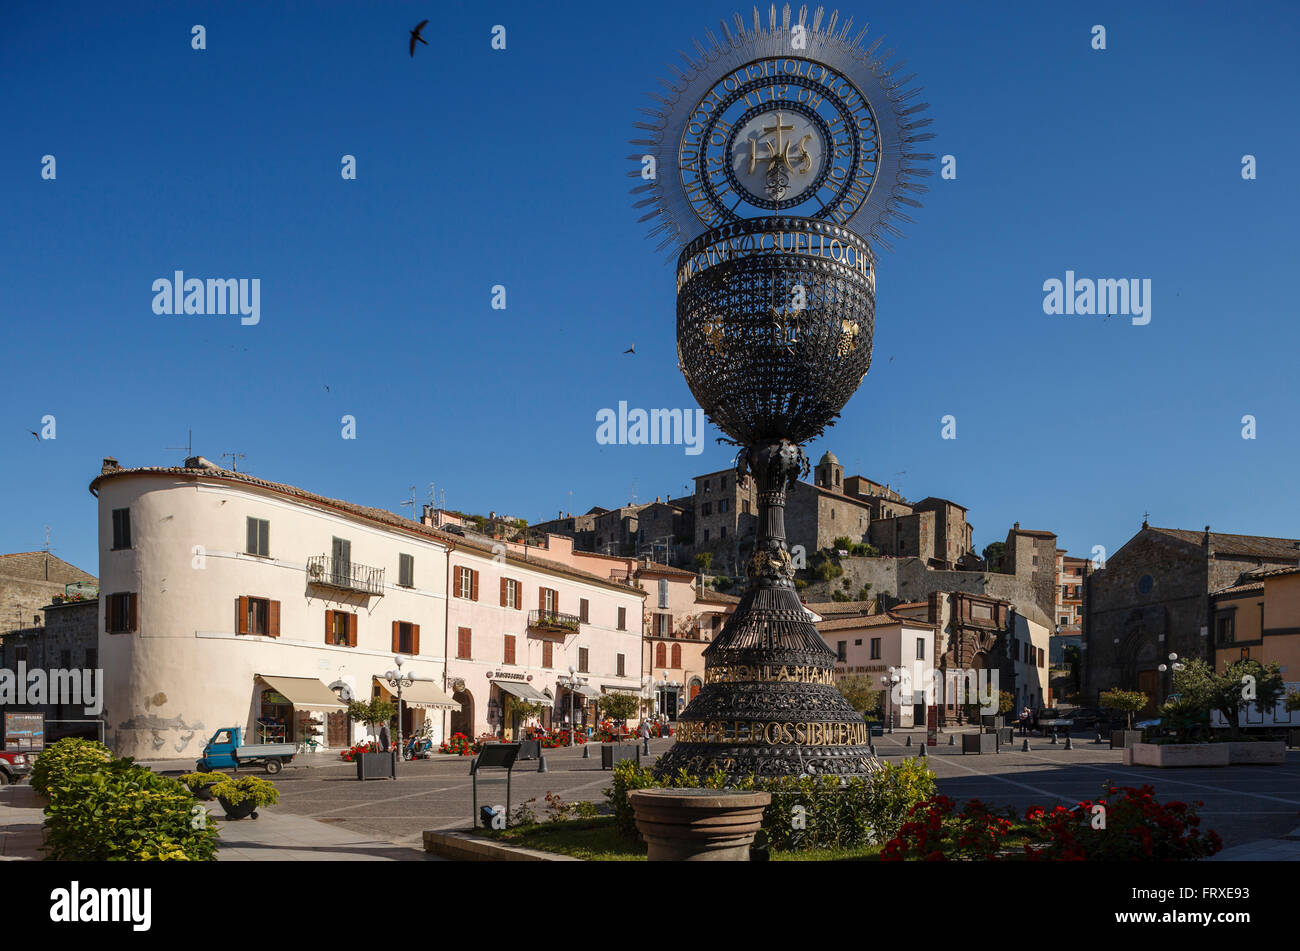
[630,5,933,778]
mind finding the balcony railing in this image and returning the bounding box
[306,555,385,596]
[528,609,581,636]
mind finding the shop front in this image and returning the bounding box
[254,675,349,748]
[489,678,552,739]
[374,677,457,745]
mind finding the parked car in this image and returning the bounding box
[0,750,33,785]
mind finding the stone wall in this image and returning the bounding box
[0,552,97,634]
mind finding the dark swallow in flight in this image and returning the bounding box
[409,20,429,57]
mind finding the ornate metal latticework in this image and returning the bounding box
[633,7,932,781]
[676,217,875,447]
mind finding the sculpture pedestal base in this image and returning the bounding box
[629,788,771,861]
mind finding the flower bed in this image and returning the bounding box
[541,730,589,748]
[339,741,379,762]
[881,784,1221,861]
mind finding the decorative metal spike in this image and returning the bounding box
[769,4,778,34]
[899,102,930,116]
[826,10,838,37]
[637,210,662,223]
[851,25,869,49]
[734,11,746,39]
[797,5,808,28]
[721,17,734,47]
[782,4,791,32]
[902,132,936,143]
[839,16,853,40]
[629,183,656,194]
[812,6,824,32]
[633,197,658,208]
[705,28,722,56]
[865,36,883,57]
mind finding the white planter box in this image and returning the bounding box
[1129,743,1229,768]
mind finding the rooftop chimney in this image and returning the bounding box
[101,457,119,472]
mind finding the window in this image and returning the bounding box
[398,553,414,587]
[703,529,710,541]
[870,638,881,660]
[331,537,351,575]
[1240,647,1250,661]
[703,482,711,494]
[238,596,279,637]
[657,613,671,636]
[579,647,589,672]
[456,566,478,600]
[541,587,558,613]
[457,627,472,659]
[671,643,681,667]
[854,639,862,646]
[617,606,627,630]
[617,653,626,677]
[501,577,520,608]
[837,641,847,662]
[504,634,516,664]
[1038,648,1045,668]
[580,598,590,623]
[721,526,727,539]
[719,476,726,490]
[112,508,132,549]
[246,517,269,556]
[105,592,137,633]
[702,502,712,516]
[658,579,669,609]
[1216,614,1234,645]
[392,621,419,654]
[1059,616,1069,626]
[656,643,667,667]
[916,639,926,660]
[542,640,553,668]
[325,610,356,647]
[719,499,728,514]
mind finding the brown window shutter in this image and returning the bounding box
[516,582,523,610]
[539,587,546,611]
[458,627,471,659]
[656,643,666,667]
[672,643,681,667]
[392,621,400,653]
[543,640,553,667]
[552,590,559,614]
[500,577,507,606]
[504,634,515,664]
[348,613,358,647]
[268,600,281,638]
[129,593,138,633]
[238,596,250,635]
[580,598,589,623]
[325,610,334,644]
[412,624,421,655]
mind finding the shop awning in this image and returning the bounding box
[256,675,347,711]
[573,684,601,699]
[374,677,458,710]
[491,680,551,703]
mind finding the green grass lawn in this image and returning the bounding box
[476,817,885,861]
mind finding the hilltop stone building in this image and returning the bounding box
[0,552,97,634]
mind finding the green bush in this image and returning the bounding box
[603,757,936,852]
[210,775,279,809]
[29,737,113,797]
[179,771,229,791]
[43,758,218,861]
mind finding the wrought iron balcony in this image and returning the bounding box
[528,609,581,636]
[306,555,385,596]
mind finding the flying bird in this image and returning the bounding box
[28,430,39,441]
[409,19,429,56]
[623,345,636,354]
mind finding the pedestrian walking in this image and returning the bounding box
[379,721,390,752]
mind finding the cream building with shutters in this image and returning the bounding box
[92,456,461,761]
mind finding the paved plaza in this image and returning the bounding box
[5,730,1298,860]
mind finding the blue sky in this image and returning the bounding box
[2,0,1298,576]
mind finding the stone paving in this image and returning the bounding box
[6,731,1300,860]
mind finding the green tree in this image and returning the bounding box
[1098,688,1149,730]
[694,552,713,574]
[836,675,883,718]
[504,697,548,737]
[982,541,1006,572]
[1171,657,1285,740]
[1286,689,1300,713]
[998,691,1015,715]
[347,698,397,743]
[833,536,855,551]
[598,692,640,726]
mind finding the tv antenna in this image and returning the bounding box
[166,429,194,459]
[400,485,417,519]
[221,451,246,472]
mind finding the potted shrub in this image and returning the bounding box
[210,775,279,820]
[1099,689,1149,749]
[179,771,230,801]
[347,698,398,779]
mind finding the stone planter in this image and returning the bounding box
[356,751,397,780]
[1127,743,1230,768]
[1226,741,1286,765]
[191,783,218,801]
[962,732,997,754]
[216,795,259,820]
[629,788,771,861]
[1110,730,1143,750]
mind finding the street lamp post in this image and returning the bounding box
[1157,652,1185,703]
[383,656,418,760]
[557,666,588,745]
[880,667,900,734]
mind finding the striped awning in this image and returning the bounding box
[374,678,458,710]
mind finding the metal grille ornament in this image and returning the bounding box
[632,6,932,781]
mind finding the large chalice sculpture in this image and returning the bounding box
[631,5,933,778]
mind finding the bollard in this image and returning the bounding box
[538,753,549,773]
[1094,729,1103,744]
[1050,732,1058,746]
[1064,734,1074,750]
[919,744,927,758]
[905,735,912,747]
[1021,739,1031,752]
[868,741,876,756]
[582,743,591,759]
[948,735,955,746]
